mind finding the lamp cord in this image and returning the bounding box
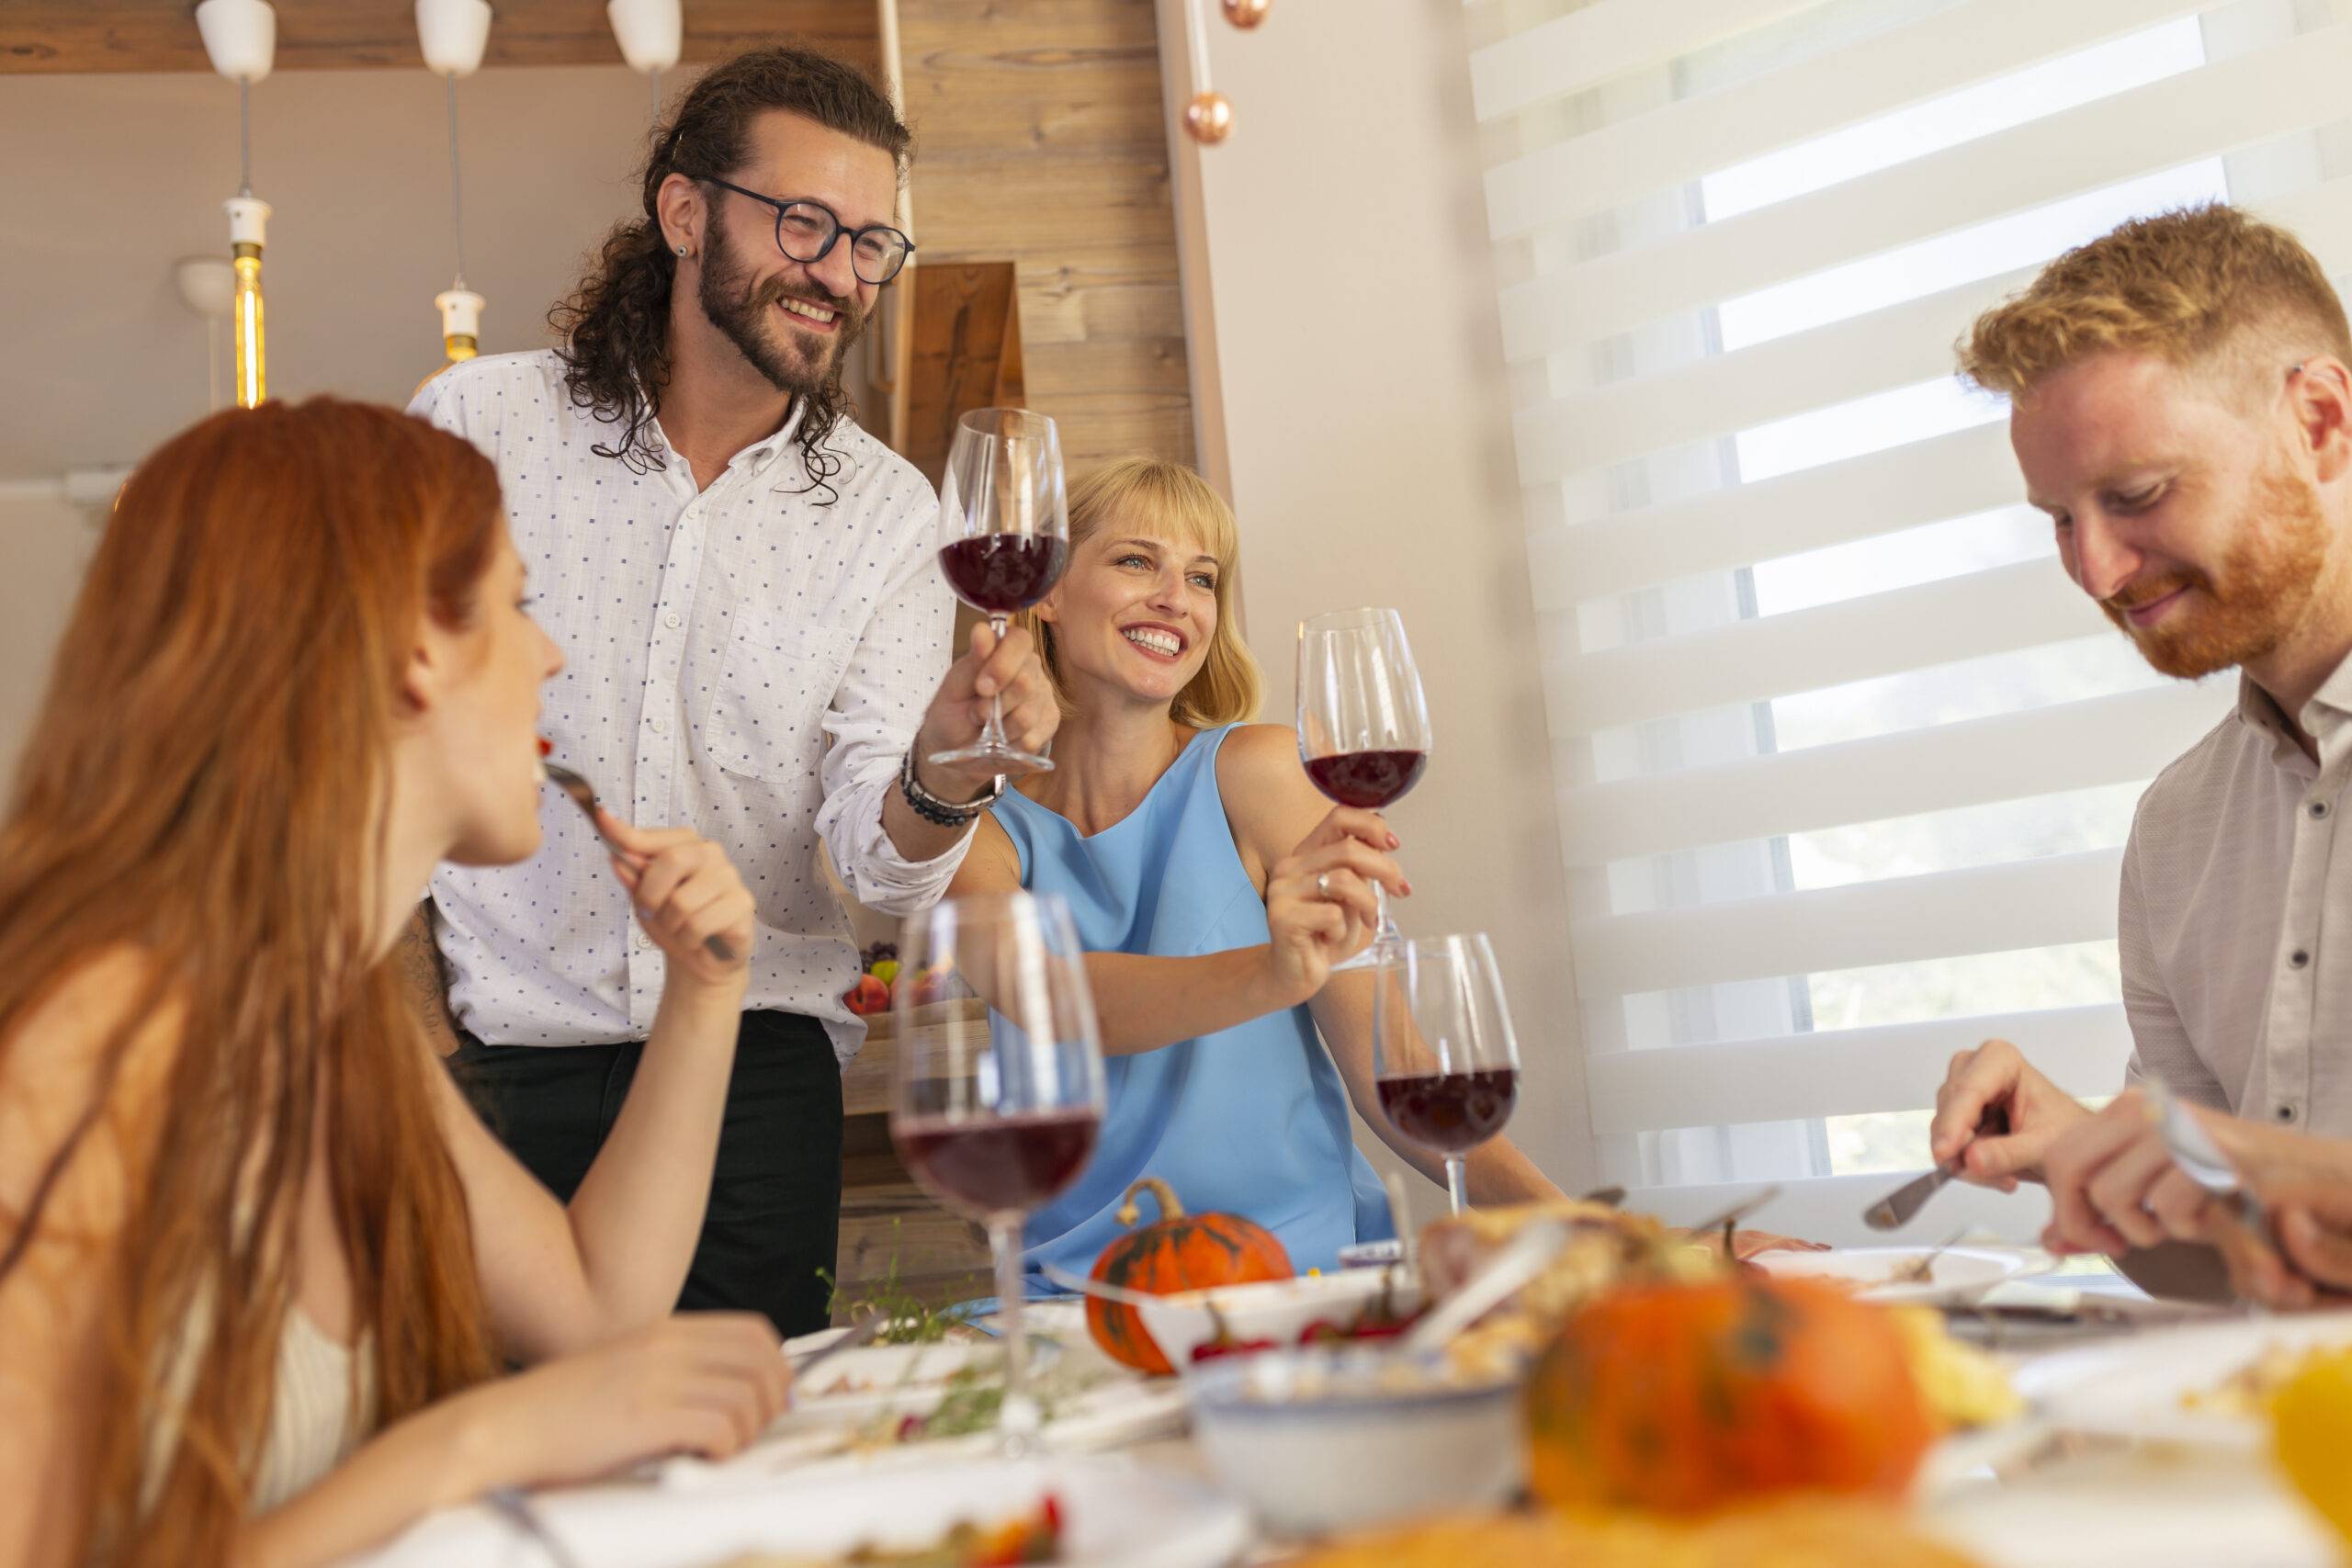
[237,75,253,197]
[446,73,468,288]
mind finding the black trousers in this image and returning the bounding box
[447,1010,842,1337]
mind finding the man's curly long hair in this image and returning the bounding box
[549,47,911,495]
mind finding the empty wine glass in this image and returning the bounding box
[1297,607,1431,970]
[1369,933,1521,1217]
[890,890,1106,1452]
[931,408,1069,776]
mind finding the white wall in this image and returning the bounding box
[1159,0,1598,1216]
[0,495,100,791]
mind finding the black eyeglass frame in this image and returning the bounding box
[696,175,916,286]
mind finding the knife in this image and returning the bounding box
[2144,1077,2284,1275]
[1862,1105,2009,1232]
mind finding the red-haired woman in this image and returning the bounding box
[0,400,788,1567]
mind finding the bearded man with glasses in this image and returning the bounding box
[402,47,1058,1336]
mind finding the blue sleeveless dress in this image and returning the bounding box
[992,723,1395,1290]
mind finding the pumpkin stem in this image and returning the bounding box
[1115,1176,1185,1229]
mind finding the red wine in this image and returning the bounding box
[894,1109,1100,1216]
[1376,1068,1517,1153]
[1305,750,1428,809]
[937,536,1069,614]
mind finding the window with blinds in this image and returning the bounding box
[1466,0,2352,1238]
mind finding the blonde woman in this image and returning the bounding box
[949,459,1560,1283]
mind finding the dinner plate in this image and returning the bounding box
[786,1340,1062,1422]
[2010,1309,2352,1450]
[1749,1245,2033,1305]
[351,1454,1250,1568]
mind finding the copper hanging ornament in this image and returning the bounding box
[1183,90,1234,145]
[1221,0,1271,27]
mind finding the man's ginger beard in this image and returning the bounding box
[2103,460,2331,680]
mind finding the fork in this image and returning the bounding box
[542,761,736,963]
[485,1486,583,1568]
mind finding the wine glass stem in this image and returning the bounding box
[1444,1156,1468,1217]
[1370,880,1402,947]
[980,614,1012,749]
[990,1217,1040,1456]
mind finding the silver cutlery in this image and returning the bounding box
[2145,1077,2284,1280]
[1577,1184,1628,1208]
[791,1310,889,1381]
[542,761,736,963]
[486,1486,582,1568]
[1862,1105,2009,1232]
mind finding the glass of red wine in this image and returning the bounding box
[1296,606,1431,971]
[931,408,1069,776]
[889,889,1105,1452]
[1370,933,1521,1217]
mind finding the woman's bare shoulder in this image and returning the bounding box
[0,948,185,1223]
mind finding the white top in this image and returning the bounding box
[410,351,966,1063]
[147,1303,374,1517]
[2120,660,2352,1137]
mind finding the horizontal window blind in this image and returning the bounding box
[1464,0,2352,1238]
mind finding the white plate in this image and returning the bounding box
[1750,1245,2033,1305]
[787,1341,1044,1422]
[351,1455,1250,1568]
[1134,1270,1423,1369]
[2012,1309,2352,1450]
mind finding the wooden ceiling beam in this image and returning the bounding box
[0,2,877,75]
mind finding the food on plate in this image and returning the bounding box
[1274,1498,1983,1567]
[2271,1346,2352,1542]
[1419,1199,1716,1378]
[711,1494,1062,1566]
[2185,1338,2335,1416]
[1523,1275,1938,1515]
[1884,1305,2023,1430]
[1086,1176,1293,1374]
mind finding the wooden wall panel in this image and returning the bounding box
[899,0,1194,474]
[0,1,877,74]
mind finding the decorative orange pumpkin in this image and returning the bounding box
[1523,1274,1937,1515]
[1085,1176,1293,1375]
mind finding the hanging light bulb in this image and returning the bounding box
[1180,0,1234,146]
[197,0,277,407]
[418,0,494,367]
[225,195,270,406]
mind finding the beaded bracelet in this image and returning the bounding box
[899,749,1002,827]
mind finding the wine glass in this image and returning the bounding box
[930,408,1069,776]
[1369,933,1521,1217]
[1296,606,1431,970]
[890,889,1106,1452]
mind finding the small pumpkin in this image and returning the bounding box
[1523,1274,1937,1515]
[1085,1176,1293,1375]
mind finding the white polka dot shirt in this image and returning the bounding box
[409,350,965,1064]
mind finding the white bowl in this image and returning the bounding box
[1130,1269,1423,1370]
[1185,1345,1524,1537]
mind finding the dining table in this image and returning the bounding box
[336,1250,2352,1568]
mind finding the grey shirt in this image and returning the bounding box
[2121,659,2352,1137]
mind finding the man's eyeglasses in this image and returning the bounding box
[698,176,915,286]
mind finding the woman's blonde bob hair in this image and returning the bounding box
[1013,457,1261,728]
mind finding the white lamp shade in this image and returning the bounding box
[435,288,487,339]
[605,0,683,73]
[175,255,237,319]
[415,0,493,77]
[195,0,277,83]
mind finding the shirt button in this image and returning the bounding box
[2291,949,2312,968]
[635,934,651,951]
[649,714,667,735]
[664,611,683,629]
[2278,1104,2298,1122]
[2312,799,2332,819]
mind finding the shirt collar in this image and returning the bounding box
[639,386,809,478]
[2235,647,2352,768]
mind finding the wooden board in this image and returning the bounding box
[902,260,1026,490]
[899,0,1194,470]
[0,1,878,74]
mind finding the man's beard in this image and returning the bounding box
[2103,461,2332,680]
[696,207,870,400]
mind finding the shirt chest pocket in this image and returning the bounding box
[706,615,856,782]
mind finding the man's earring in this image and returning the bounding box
[675,243,690,256]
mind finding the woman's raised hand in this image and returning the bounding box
[1262,807,1408,1003]
[595,809,757,987]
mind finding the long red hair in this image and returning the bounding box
[0,399,504,1562]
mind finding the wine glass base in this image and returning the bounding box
[930,741,1053,775]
